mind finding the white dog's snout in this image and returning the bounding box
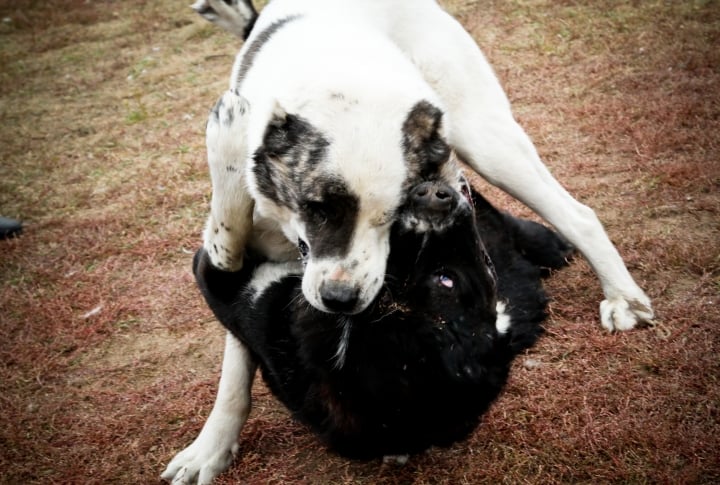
[319,279,360,313]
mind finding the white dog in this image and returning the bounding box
[162,0,653,482]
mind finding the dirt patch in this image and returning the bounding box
[1,0,718,483]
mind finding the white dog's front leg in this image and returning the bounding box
[393,4,653,330]
[203,90,254,272]
[453,118,654,331]
[162,332,257,485]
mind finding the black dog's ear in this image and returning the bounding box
[402,101,451,177]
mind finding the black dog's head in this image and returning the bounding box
[381,179,499,338]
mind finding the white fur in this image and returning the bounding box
[495,301,512,335]
[383,454,410,465]
[162,332,256,485]
[247,260,302,299]
[202,90,254,272]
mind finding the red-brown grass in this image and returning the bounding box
[1,0,718,483]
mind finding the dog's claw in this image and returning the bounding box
[599,295,654,332]
[383,454,409,465]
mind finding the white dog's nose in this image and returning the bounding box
[320,280,360,313]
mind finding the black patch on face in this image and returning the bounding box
[252,112,331,209]
[300,177,359,259]
[401,100,451,184]
[236,15,302,88]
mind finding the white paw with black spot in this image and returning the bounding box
[599,292,654,332]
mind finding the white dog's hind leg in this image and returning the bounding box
[203,90,254,272]
[394,5,653,330]
[161,332,257,485]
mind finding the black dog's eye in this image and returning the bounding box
[298,239,309,258]
[434,273,455,289]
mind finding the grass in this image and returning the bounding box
[1,0,719,483]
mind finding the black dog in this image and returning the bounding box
[192,182,572,460]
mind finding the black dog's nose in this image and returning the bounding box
[410,181,458,215]
[320,281,360,313]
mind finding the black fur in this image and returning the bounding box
[300,177,359,259]
[402,101,452,183]
[193,187,573,459]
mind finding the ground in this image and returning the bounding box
[1,0,719,483]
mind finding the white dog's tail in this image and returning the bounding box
[191,0,258,40]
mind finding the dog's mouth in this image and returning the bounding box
[460,180,474,209]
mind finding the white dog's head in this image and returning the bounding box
[248,97,461,314]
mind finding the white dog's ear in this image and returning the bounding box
[259,101,328,159]
[252,102,330,208]
[402,101,451,172]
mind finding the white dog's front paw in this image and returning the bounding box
[161,435,239,485]
[599,293,654,332]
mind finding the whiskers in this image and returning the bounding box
[332,315,353,370]
[285,290,309,312]
[414,232,430,267]
[283,274,309,311]
[369,277,403,324]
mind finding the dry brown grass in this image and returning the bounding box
[1,0,719,483]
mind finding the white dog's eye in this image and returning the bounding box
[437,274,454,289]
[298,239,309,258]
